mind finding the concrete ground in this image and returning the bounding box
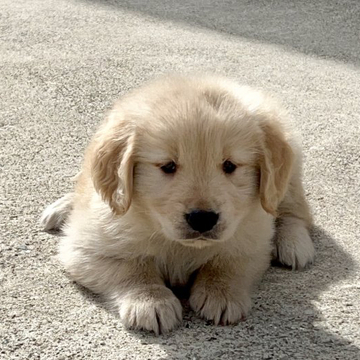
[1,0,360,359]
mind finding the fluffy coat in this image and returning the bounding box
[41,75,314,334]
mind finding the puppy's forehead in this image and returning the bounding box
[134,81,260,164]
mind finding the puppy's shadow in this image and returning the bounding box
[74,226,359,359]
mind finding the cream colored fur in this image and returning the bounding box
[40,75,314,334]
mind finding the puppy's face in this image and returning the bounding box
[91,77,294,248]
[134,102,261,247]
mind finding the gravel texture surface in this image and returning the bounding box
[1,0,360,359]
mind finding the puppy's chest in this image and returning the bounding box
[155,248,215,287]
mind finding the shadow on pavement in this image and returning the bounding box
[82,0,360,66]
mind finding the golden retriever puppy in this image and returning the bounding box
[40,75,314,334]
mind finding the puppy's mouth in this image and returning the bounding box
[177,229,222,247]
[183,230,219,241]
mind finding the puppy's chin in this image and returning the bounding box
[161,227,222,248]
[178,238,217,249]
[177,231,225,248]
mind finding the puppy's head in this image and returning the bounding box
[91,76,294,248]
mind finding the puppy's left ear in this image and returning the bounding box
[90,117,135,215]
[259,121,294,216]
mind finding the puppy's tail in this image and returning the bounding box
[40,193,75,232]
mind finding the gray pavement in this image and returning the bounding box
[1,0,360,359]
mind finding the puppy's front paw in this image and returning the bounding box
[190,282,251,325]
[274,217,315,269]
[119,285,182,335]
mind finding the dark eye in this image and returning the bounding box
[222,160,237,174]
[160,161,177,174]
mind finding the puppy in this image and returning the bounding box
[41,75,315,334]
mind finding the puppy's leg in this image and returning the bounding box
[60,247,182,335]
[40,193,75,231]
[190,252,269,324]
[274,176,315,269]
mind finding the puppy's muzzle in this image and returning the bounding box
[185,210,219,233]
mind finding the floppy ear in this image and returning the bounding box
[259,121,294,216]
[90,118,134,215]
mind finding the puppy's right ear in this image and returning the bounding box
[259,121,294,217]
[90,114,135,215]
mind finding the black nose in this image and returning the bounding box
[185,210,219,233]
